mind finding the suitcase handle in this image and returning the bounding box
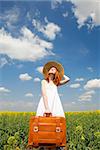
[43,112,52,117]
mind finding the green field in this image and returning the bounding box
[0,110,100,150]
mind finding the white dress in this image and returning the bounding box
[36,80,65,118]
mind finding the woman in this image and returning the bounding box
[36,61,70,118]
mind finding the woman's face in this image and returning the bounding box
[48,67,57,74]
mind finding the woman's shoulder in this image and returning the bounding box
[41,79,48,85]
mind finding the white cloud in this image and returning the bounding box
[26,9,40,21]
[78,90,95,102]
[75,78,84,82]
[32,18,61,40]
[0,55,15,68]
[70,0,100,28]
[36,66,43,74]
[19,73,32,81]
[0,27,54,62]
[84,79,100,90]
[42,22,61,40]
[16,64,24,69]
[34,77,41,82]
[63,11,68,18]
[0,57,8,68]
[25,93,33,97]
[0,87,11,93]
[0,99,37,111]
[87,67,94,72]
[26,12,31,21]
[80,48,89,55]
[70,83,80,88]
[0,6,19,29]
[52,0,100,28]
[72,101,76,104]
[51,0,62,9]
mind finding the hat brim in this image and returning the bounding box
[43,61,64,79]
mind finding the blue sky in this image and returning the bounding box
[0,0,100,112]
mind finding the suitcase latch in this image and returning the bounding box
[56,127,61,132]
[33,126,38,132]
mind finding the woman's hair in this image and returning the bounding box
[44,69,61,86]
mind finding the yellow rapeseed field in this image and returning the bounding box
[0,110,100,150]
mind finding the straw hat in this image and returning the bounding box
[43,61,64,79]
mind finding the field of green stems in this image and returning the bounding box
[0,110,100,150]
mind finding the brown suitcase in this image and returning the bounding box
[27,112,67,149]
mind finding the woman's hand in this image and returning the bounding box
[63,74,70,81]
[44,107,52,117]
[59,74,70,86]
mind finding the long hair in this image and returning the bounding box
[44,69,62,86]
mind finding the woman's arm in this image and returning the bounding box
[41,80,50,112]
[59,74,70,86]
